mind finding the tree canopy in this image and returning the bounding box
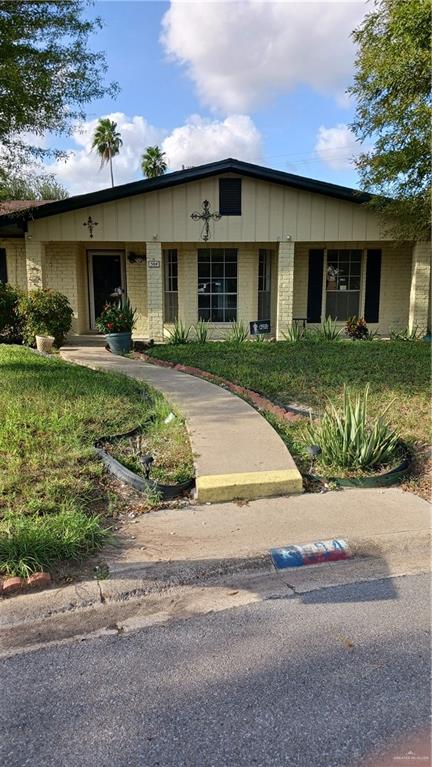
[0,174,69,202]
[0,1,117,173]
[349,0,431,239]
[141,147,168,179]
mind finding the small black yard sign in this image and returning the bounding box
[249,320,271,335]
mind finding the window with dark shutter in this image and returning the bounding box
[364,249,382,323]
[0,249,7,283]
[219,178,241,215]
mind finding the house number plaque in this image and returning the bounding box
[148,259,160,268]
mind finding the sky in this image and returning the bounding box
[46,0,371,196]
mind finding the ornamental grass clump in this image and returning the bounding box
[304,384,399,471]
[167,320,191,345]
[226,321,249,343]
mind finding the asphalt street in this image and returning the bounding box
[1,573,430,767]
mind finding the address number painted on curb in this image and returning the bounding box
[270,539,351,569]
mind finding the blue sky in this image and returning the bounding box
[48,1,369,195]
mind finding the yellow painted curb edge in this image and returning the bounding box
[196,469,303,503]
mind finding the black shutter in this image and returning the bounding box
[364,249,382,323]
[307,249,324,322]
[219,178,241,215]
[0,248,7,283]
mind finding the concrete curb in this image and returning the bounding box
[1,529,429,632]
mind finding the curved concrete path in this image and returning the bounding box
[61,340,302,502]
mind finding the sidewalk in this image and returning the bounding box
[61,342,302,502]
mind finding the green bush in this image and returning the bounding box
[303,384,399,470]
[0,510,108,578]
[19,289,74,347]
[0,282,23,342]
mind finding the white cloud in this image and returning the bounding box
[315,123,360,170]
[162,114,262,168]
[46,112,262,195]
[161,0,367,112]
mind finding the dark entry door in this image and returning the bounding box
[89,252,124,327]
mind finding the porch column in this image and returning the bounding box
[25,239,46,290]
[146,241,164,342]
[276,240,295,340]
[409,241,431,335]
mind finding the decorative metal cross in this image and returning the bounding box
[83,215,99,239]
[190,200,221,242]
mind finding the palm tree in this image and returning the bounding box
[141,146,167,179]
[92,118,123,187]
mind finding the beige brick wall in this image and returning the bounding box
[125,246,148,338]
[276,241,295,339]
[146,241,164,341]
[293,241,413,334]
[2,239,27,289]
[44,242,81,333]
[409,241,431,335]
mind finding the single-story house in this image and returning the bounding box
[0,158,430,340]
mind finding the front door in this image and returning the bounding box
[88,251,125,328]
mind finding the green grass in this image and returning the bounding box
[147,339,431,448]
[0,345,192,576]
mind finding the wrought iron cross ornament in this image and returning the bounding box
[83,215,98,239]
[190,200,221,241]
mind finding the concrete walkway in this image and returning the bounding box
[61,341,302,502]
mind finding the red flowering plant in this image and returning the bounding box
[345,316,370,340]
[96,298,136,334]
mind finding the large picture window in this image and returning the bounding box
[326,249,362,320]
[258,249,272,320]
[163,249,178,322]
[198,248,237,322]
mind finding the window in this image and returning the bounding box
[325,249,362,320]
[0,249,7,283]
[198,248,237,322]
[258,249,272,320]
[163,249,178,322]
[219,178,241,215]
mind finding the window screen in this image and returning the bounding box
[198,248,237,322]
[326,249,362,320]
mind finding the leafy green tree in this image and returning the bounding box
[92,118,123,187]
[141,146,168,179]
[0,1,117,173]
[0,173,69,201]
[349,0,431,239]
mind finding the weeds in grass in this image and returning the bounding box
[226,321,249,343]
[303,384,399,470]
[0,510,108,578]
[167,320,191,345]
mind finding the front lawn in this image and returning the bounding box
[0,346,192,577]
[147,340,431,494]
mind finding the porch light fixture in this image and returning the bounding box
[127,252,146,264]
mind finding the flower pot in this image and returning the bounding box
[106,331,132,355]
[36,335,55,353]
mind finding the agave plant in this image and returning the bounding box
[303,384,399,470]
[282,323,305,342]
[193,319,210,343]
[312,316,343,341]
[226,321,249,343]
[166,320,190,345]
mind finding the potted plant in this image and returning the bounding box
[19,289,74,351]
[96,298,136,355]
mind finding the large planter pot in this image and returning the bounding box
[106,331,132,355]
[36,335,55,354]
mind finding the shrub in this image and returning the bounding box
[282,323,305,342]
[389,324,423,341]
[312,316,343,341]
[19,289,74,347]
[96,298,136,334]
[226,321,249,343]
[303,384,399,470]
[0,282,23,342]
[345,315,370,340]
[167,320,191,345]
[0,510,108,578]
[193,319,210,343]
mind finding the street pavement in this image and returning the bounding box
[1,573,430,767]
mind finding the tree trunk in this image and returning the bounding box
[109,149,114,187]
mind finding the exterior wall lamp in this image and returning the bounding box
[127,252,146,264]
